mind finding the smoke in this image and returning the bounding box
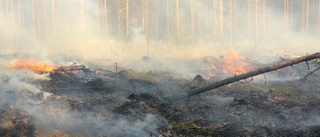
[1,1,319,136]
[0,64,163,136]
[1,0,318,75]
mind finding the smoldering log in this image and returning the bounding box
[188,52,320,97]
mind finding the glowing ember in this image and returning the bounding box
[207,73,216,79]
[211,64,218,71]
[10,59,56,73]
[222,49,253,74]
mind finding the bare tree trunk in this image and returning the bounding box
[126,0,129,42]
[10,1,13,30]
[10,0,14,45]
[141,0,145,30]
[306,0,309,36]
[86,0,89,33]
[176,0,179,41]
[230,0,233,41]
[32,0,36,33]
[37,0,40,34]
[6,0,8,18]
[206,0,209,41]
[0,0,2,21]
[64,0,67,33]
[213,0,217,39]
[284,0,289,37]
[52,0,55,35]
[18,0,21,26]
[118,0,121,37]
[255,0,258,43]
[44,0,48,34]
[104,0,108,33]
[21,0,25,28]
[248,0,251,39]
[132,1,137,27]
[318,0,320,36]
[191,0,195,46]
[166,0,170,43]
[291,0,294,33]
[188,52,320,97]
[219,0,223,41]
[234,0,237,39]
[97,1,101,33]
[262,0,266,40]
[156,3,159,41]
[81,0,84,32]
[145,0,149,56]
[301,0,305,34]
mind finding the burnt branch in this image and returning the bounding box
[303,67,320,79]
[187,52,320,97]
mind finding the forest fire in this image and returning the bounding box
[207,49,256,80]
[222,49,254,74]
[10,59,56,73]
[1,0,320,136]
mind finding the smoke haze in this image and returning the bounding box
[0,0,319,66]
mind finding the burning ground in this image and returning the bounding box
[0,51,319,136]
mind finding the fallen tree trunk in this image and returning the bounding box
[188,52,320,97]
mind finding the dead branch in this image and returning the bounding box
[303,67,320,79]
[188,52,320,97]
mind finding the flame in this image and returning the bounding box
[222,49,253,74]
[10,59,56,73]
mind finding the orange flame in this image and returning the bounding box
[222,49,253,74]
[10,59,56,73]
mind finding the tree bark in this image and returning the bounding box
[104,0,107,33]
[188,52,320,97]
[145,0,149,56]
[126,0,129,42]
[191,0,195,46]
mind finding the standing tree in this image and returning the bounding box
[306,0,309,37]
[191,0,195,46]
[44,0,48,34]
[176,0,179,42]
[318,0,320,36]
[248,0,251,39]
[103,0,108,33]
[0,0,2,21]
[213,0,217,40]
[219,0,223,41]
[118,0,121,37]
[52,0,55,35]
[81,0,84,32]
[18,0,21,26]
[166,0,170,43]
[255,0,258,43]
[32,0,36,33]
[145,0,149,56]
[284,0,288,37]
[230,0,233,41]
[126,0,129,42]
[263,0,266,37]
[37,0,40,34]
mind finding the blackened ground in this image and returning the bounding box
[1,62,320,136]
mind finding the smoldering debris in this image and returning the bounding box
[0,54,319,136]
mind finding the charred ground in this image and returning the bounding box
[0,55,320,137]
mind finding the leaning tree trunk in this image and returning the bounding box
[188,52,320,97]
